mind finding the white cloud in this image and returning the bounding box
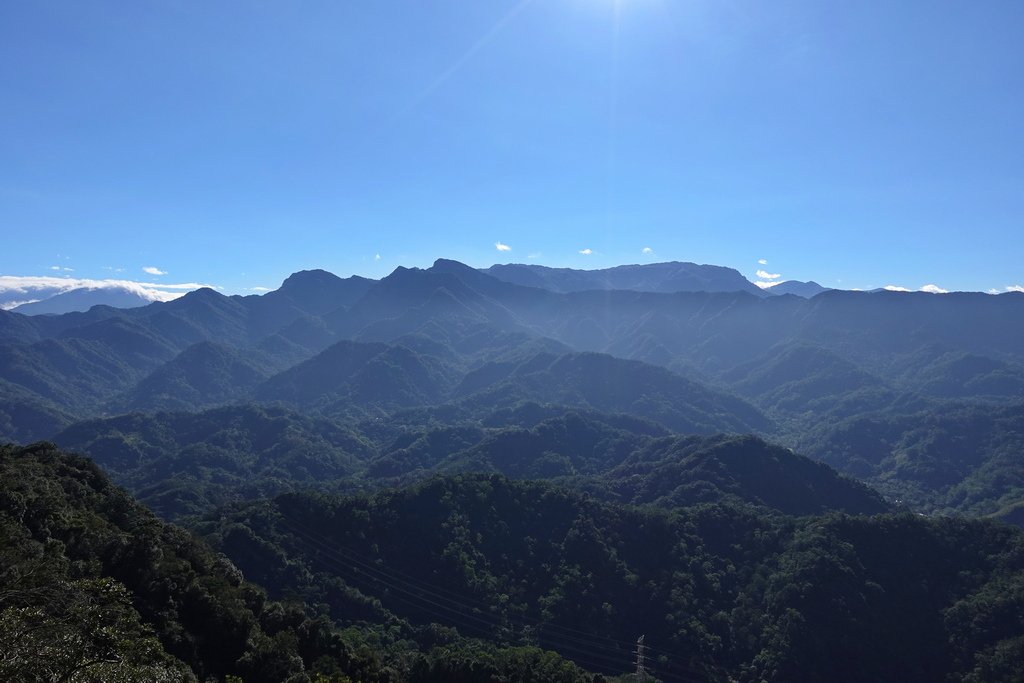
[578,248,593,255]
[495,241,512,252]
[756,269,781,280]
[527,252,542,260]
[49,266,73,272]
[884,284,950,294]
[248,286,272,292]
[754,280,782,290]
[0,275,215,310]
[1006,285,1024,293]
[988,288,1001,295]
[758,259,768,265]
[2,299,41,309]
[374,253,382,261]
[641,246,653,254]
[143,266,167,275]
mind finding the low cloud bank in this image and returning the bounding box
[0,275,213,310]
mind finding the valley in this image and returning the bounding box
[2,261,1023,681]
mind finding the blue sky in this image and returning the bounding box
[2,0,1022,295]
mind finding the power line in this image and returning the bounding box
[277,511,682,660]
[636,634,647,679]
[277,517,638,675]
[276,513,711,681]
[274,513,713,682]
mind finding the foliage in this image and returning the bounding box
[198,474,1024,682]
[55,405,887,522]
[0,442,598,682]
[54,404,374,519]
[797,402,1024,517]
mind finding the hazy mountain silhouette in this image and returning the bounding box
[455,350,769,434]
[763,280,832,298]
[483,260,765,295]
[12,285,167,315]
[118,340,271,412]
[1,259,1023,521]
[55,404,877,520]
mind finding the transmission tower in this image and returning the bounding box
[635,634,647,680]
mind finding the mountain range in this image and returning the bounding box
[8,441,1024,682]
[3,257,1024,680]
[1,258,1022,519]
[11,283,166,314]
[4,261,847,319]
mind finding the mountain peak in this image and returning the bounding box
[765,280,832,298]
[431,258,474,272]
[279,269,345,292]
[483,261,764,295]
[183,286,224,300]
[12,285,163,315]
[267,268,376,316]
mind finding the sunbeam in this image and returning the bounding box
[376,0,535,135]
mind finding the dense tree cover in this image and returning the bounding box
[198,474,1024,682]
[54,405,375,519]
[0,443,599,683]
[0,377,74,443]
[786,403,1019,516]
[5,437,1022,680]
[54,404,886,522]
[452,352,769,435]
[577,433,888,515]
[724,342,1024,416]
[116,341,272,412]
[711,341,1024,520]
[0,333,766,445]
[1,257,1023,681]
[795,402,1024,518]
[2,261,1022,522]
[1,441,287,681]
[256,340,457,413]
[3,262,1021,425]
[0,334,159,414]
[721,344,908,420]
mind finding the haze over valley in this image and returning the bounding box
[3,1,1023,681]
[2,256,1024,680]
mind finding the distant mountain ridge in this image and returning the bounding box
[763,280,832,298]
[53,404,882,520]
[12,284,174,314]
[9,261,1015,319]
[5,259,1024,681]
[2,258,1024,523]
[481,260,766,295]
[2,261,1023,437]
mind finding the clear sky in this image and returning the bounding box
[2,0,1022,295]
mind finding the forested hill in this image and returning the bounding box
[2,261,1023,521]
[53,404,887,521]
[2,263,1022,439]
[0,442,598,683]
[2,256,1024,683]
[199,474,1024,683]
[795,401,1024,518]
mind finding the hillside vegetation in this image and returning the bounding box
[0,443,599,682]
